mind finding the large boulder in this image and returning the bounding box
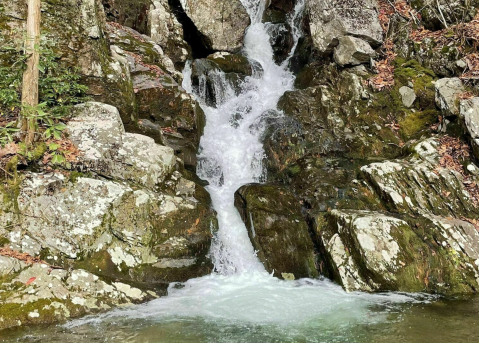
[333,36,376,66]
[67,102,176,190]
[179,0,251,52]
[314,210,479,294]
[308,0,383,54]
[234,184,318,280]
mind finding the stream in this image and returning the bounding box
[2,1,479,341]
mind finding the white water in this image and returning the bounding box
[67,0,428,330]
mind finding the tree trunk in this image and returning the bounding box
[20,0,41,145]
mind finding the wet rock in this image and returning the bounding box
[179,0,251,52]
[314,210,479,294]
[234,184,318,279]
[435,78,465,117]
[191,54,262,107]
[266,23,295,64]
[67,102,176,189]
[308,0,383,54]
[399,86,416,108]
[333,36,376,66]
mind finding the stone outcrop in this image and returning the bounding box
[148,0,191,69]
[308,0,382,54]
[179,0,251,52]
[234,184,318,280]
[0,102,218,331]
[315,209,479,294]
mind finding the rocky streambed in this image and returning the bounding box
[1,0,479,336]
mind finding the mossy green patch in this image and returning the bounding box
[399,109,439,140]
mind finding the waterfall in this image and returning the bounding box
[67,0,422,330]
[183,0,306,276]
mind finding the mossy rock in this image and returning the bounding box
[234,184,318,279]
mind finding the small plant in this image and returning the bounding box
[46,142,65,164]
[0,122,20,147]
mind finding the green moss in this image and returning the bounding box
[399,109,439,140]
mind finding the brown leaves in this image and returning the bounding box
[368,40,397,90]
[378,0,420,32]
[42,139,81,165]
[0,143,18,158]
[437,136,479,207]
[0,247,46,266]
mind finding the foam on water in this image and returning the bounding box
[66,0,430,330]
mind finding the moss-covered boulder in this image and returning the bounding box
[234,184,318,280]
[314,209,479,294]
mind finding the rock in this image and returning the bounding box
[435,78,465,116]
[0,263,152,331]
[190,54,262,107]
[267,23,295,64]
[460,98,479,158]
[0,257,27,276]
[399,86,416,108]
[360,138,478,218]
[0,169,217,289]
[67,102,176,189]
[234,184,318,279]
[308,0,383,53]
[314,210,479,294]
[179,0,251,52]
[333,36,376,66]
[148,0,191,69]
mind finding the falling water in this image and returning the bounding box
[59,0,428,335]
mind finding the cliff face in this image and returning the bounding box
[1,0,479,330]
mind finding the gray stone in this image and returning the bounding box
[333,36,376,66]
[67,102,176,190]
[399,86,416,108]
[309,0,383,53]
[179,0,251,52]
[435,78,465,116]
[460,97,479,158]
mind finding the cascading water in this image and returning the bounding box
[62,0,428,335]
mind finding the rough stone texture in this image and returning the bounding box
[179,0,251,52]
[460,97,479,159]
[308,0,383,53]
[435,78,465,117]
[190,53,263,107]
[399,86,416,108]
[315,210,479,294]
[333,36,376,66]
[360,138,478,218]
[234,184,318,280]
[0,263,153,330]
[67,102,176,190]
[148,0,191,69]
